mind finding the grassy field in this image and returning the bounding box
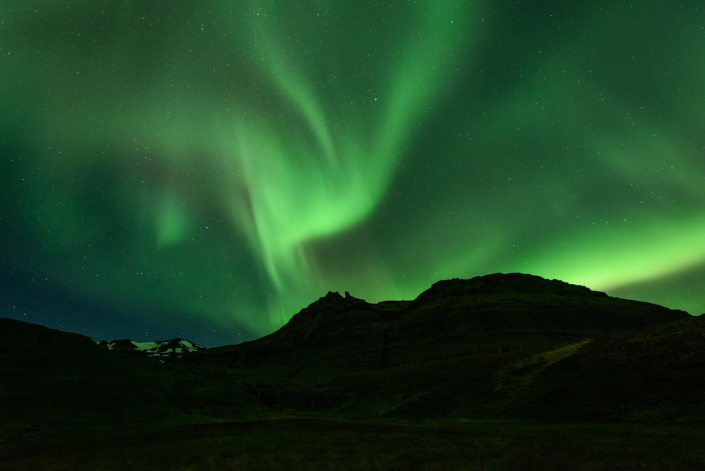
[2,417,704,470]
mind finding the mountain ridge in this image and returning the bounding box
[191,273,689,377]
[2,272,701,438]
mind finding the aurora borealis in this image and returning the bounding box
[1,1,703,346]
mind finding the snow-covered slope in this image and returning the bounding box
[97,338,206,360]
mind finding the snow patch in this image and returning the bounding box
[131,341,160,352]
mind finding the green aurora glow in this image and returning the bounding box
[1,1,704,344]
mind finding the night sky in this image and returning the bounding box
[1,1,703,347]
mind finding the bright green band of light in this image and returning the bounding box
[1,1,703,342]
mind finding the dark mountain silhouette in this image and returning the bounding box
[188,273,689,378]
[302,312,705,423]
[0,318,263,440]
[1,272,703,458]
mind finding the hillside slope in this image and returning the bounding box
[190,273,689,377]
[233,314,705,423]
[0,319,263,441]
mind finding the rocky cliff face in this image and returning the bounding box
[193,273,689,377]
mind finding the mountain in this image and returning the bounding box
[188,273,690,378]
[0,318,263,441]
[1,272,701,438]
[304,311,705,422]
[97,338,206,361]
[3,273,704,470]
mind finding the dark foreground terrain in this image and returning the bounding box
[2,274,704,470]
[4,418,705,470]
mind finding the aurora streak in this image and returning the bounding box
[1,1,703,345]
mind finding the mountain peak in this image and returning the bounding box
[322,291,344,301]
[416,272,602,303]
[197,273,688,376]
[97,338,206,361]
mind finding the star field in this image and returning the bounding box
[1,1,703,346]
